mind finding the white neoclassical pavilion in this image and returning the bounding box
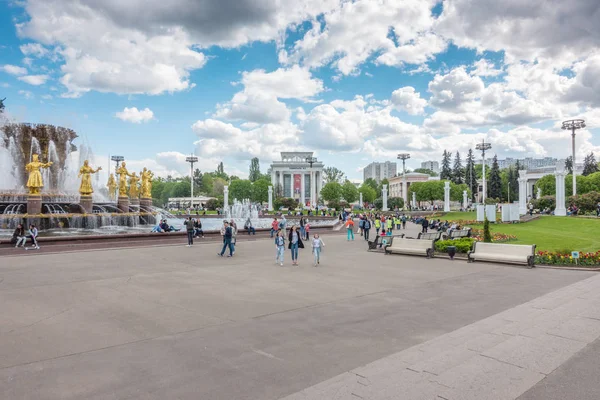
[517,161,573,216]
[270,152,324,207]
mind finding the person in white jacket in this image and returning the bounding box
[311,234,325,266]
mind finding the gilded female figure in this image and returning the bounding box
[115,162,133,197]
[140,167,154,198]
[78,160,102,195]
[25,153,53,195]
[107,174,117,199]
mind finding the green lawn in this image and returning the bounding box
[432,212,600,252]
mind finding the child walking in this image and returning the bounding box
[311,234,325,266]
[274,230,285,266]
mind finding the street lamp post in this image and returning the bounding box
[561,119,586,197]
[186,154,198,212]
[475,140,492,203]
[397,153,410,206]
[110,155,124,201]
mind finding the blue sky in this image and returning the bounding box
[1,0,599,183]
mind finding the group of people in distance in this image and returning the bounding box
[11,223,40,250]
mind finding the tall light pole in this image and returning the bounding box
[110,155,124,202]
[397,153,410,206]
[186,154,198,212]
[562,119,586,196]
[305,156,317,207]
[476,140,492,203]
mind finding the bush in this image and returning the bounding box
[435,238,475,253]
[374,197,383,210]
[483,217,492,243]
[567,191,600,214]
[205,198,221,210]
[388,197,405,209]
[532,195,556,211]
[277,197,299,210]
[328,200,341,211]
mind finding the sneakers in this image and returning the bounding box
[227,255,232,257]
[280,263,283,266]
[186,244,191,247]
[217,253,223,257]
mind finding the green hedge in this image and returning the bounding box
[435,238,475,253]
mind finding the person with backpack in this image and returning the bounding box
[275,229,285,266]
[218,221,234,257]
[345,218,355,240]
[279,215,287,236]
[363,218,371,240]
[401,214,407,229]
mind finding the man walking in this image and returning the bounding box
[401,214,407,229]
[422,217,429,233]
[363,218,371,241]
[218,221,234,257]
[184,216,195,246]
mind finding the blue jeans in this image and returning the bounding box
[187,231,194,245]
[300,226,306,237]
[276,246,285,263]
[313,247,321,264]
[290,242,299,260]
[220,239,233,256]
[347,228,354,240]
[270,228,275,238]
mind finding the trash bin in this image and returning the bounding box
[447,246,457,260]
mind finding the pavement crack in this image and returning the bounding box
[479,353,525,369]
[8,307,71,333]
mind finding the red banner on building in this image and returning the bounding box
[294,174,301,197]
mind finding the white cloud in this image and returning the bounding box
[391,86,427,115]
[115,107,155,123]
[281,0,444,75]
[18,74,49,85]
[428,67,484,110]
[436,0,600,65]
[214,66,323,124]
[20,43,49,57]
[1,65,27,75]
[18,90,34,99]
[470,59,502,77]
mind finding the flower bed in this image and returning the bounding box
[469,229,517,243]
[535,251,600,267]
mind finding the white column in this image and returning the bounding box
[316,171,321,206]
[310,170,315,207]
[402,180,408,205]
[518,171,527,215]
[463,190,468,209]
[223,185,229,213]
[555,170,567,216]
[359,192,363,207]
[444,181,451,212]
[279,172,284,197]
[268,185,273,211]
[300,173,305,206]
[382,184,388,211]
[271,169,276,186]
[537,187,541,199]
[412,191,416,208]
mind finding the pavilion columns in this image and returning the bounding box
[382,184,388,211]
[300,173,306,205]
[402,181,408,205]
[518,170,527,215]
[555,170,567,216]
[443,181,451,212]
[268,186,273,211]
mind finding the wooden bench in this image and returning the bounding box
[385,238,434,258]
[417,231,442,242]
[442,228,471,240]
[369,234,405,251]
[467,242,536,268]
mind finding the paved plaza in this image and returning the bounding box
[1,227,600,399]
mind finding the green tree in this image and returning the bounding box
[409,181,444,204]
[193,168,203,193]
[536,174,555,196]
[582,152,599,176]
[440,150,452,180]
[214,162,228,180]
[323,166,345,183]
[212,177,227,197]
[358,184,377,203]
[388,197,405,209]
[483,217,492,243]
[488,155,502,199]
[170,179,191,198]
[251,178,270,203]
[363,178,378,192]
[320,182,342,202]
[464,148,477,202]
[341,181,359,203]
[452,151,463,184]
[229,179,252,200]
[450,183,469,202]
[413,168,438,176]
[249,157,261,182]
[565,156,573,174]
[201,173,214,195]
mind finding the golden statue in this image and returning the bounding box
[78,160,102,196]
[140,167,154,198]
[107,173,117,199]
[25,153,53,195]
[129,172,140,198]
[115,161,133,197]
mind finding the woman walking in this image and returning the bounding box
[275,230,285,266]
[288,225,304,265]
[345,218,355,240]
[311,233,325,266]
